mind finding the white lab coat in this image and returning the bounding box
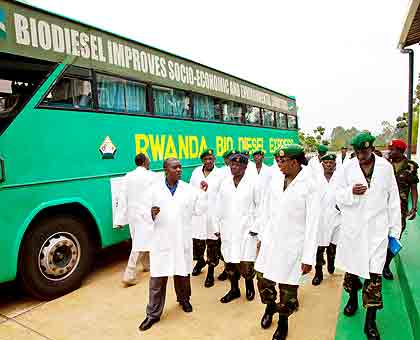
[335,156,401,279]
[214,176,260,263]
[148,180,207,277]
[114,167,159,252]
[219,165,232,178]
[244,160,259,183]
[308,156,324,182]
[317,170,342,247]
[189,165,223,240]
[255,167,321,285]
[336,153,349,168]
[255,163,274,196]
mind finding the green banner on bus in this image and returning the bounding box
[0,0,297,114]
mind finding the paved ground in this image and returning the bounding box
[0,243,343,340]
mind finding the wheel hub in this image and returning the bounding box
[38,232,81,281]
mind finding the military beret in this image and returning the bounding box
[222,149,237,158]
[252,150,265,156]
[351,132,375,150]
[200,148,214,159]
[242,150,250,156]
[229,153,249,164]
[277,144,304,158]
[317,144,329,153]
[388,139,407,152]
[320,154,337,161]
[341,146,348,150]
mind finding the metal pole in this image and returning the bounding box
[401,48,414,159]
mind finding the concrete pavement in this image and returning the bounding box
[0,243,343,340]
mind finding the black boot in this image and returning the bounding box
[220,277,241,303]
[261,303,276,329]
[344,291,359,316]
[218,269,228,281]
[272,316,288,340]
[364,308,380,339]
[312,265,323,286]
[245,279,255,301]
[204,265,215,288]
[382,249,394,280]
[326,244,336,274]
[192,258,206,276]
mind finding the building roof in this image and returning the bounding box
[399,0,420,48]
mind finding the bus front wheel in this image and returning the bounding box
[19,215,95,300]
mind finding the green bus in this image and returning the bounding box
[0,0,299,299]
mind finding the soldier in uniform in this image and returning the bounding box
[383,139,418,280]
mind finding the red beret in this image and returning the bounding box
[389,139,407,152]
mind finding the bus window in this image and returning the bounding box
[262,109,275,127]
[219,100,242,123]
[192,94,218,121]
[245,106,261,125]
[1,53,54,134]
[288,115,298,129]
[126,80,146,113]
[276,112,288,129]
[43,77,93,109]
[97,74,125,112]
[152,86,190,118]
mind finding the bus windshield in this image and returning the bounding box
[0,53,54,134]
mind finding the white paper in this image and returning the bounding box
[110,176,126,229]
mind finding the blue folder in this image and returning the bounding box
[388,236,402,255]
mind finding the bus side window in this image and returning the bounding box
[42,76,93,109]
[245,105,261,125]
[276,112,288,129]
[262,109,275,127]
[192,93,219,121]
[288,115,297,129]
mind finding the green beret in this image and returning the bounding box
[252,150,264,156]
[350,132,375,151]
[277,144,304,158]
[317,144,328,153]
[222,149,237,158]
[242,150,250,156]
[320,154,337,161]
[200,148,214,159]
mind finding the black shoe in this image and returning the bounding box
[218,269,228,281]
[364,308,380,339]
[179,301,193,313]
[139,317,159,331]
[312,266,323,286]
[261,303,276,329]
[272,316,288,340]
[204,265,215,288]
[344,292,358,317]
[245,279,255,301]
[192,259,206,276]
[220,289,241,303]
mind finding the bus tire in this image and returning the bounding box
[19,215,95,300]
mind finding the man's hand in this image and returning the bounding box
[151,206,160,221]
[407,208,417,220]
[301,263,312,275]
[200,181,208,192]
[352,183,368,195]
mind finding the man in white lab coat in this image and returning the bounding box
[308,144,328,180]
[214,153,260,304]
[255,144,320,340]
[115,153,156,286]
[335,132,401,340]
[253,150,273,191]
[243,149,259,181]
[336,146,349,168]
[190,148,223,287]
[138,158,208,331]
[312,153,341,286]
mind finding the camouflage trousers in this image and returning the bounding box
[225,261,255,281]
[193,238,221,267]
[343,272,383,309]
[256,272,299,317]
[401,201,408,234]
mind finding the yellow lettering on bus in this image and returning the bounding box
[178,135,189,159]
[189,136,199,158]
[149,134,166,160]
[164,135,177,159]
[135,134,149,156]
[198,136,208,156]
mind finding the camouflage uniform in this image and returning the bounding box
[225,261,255,281]
[193,238,220,267]
[256,272,299,317]
[343,273,383,309]
[389,157,419,233]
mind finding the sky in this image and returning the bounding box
[28,0,413,138]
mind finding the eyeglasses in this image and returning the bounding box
[277,157,293,163]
